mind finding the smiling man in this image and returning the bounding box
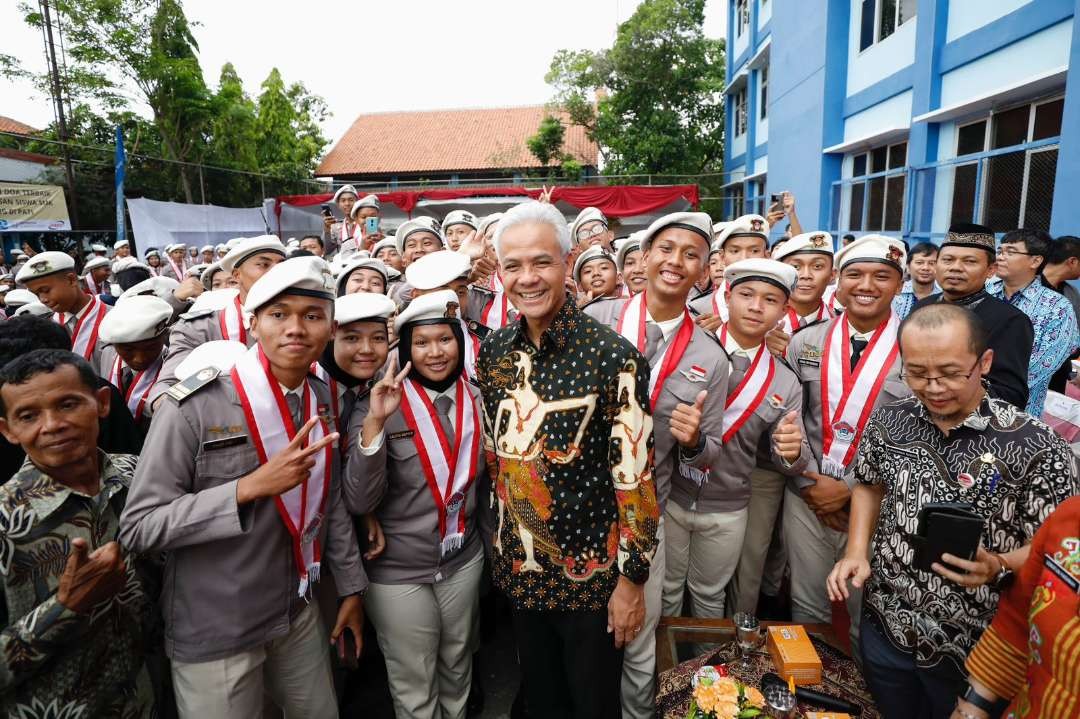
[615,234,647,297]
[892,242,939,319]
[784,234,913,652]
[0,350,156,717]
[768,231,838,356]
[574,246,620,304]
[478,201,658,719]
[914,224,1033,410]
[689,215,770,329]
[120,256,367,719]
[582,211,728,719]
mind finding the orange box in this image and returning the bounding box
[806,714,852,719]
[767,625,823,685]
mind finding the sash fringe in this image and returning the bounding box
[440,534,464,557]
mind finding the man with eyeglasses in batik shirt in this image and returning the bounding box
[828,303,1078,718]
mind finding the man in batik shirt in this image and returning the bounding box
[478,201,659,719]
[0,350,157,717]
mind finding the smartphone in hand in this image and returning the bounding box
[364,216,379,235]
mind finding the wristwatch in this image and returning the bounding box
[990,552,1015,590]
[962,683,1008,717]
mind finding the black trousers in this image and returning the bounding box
[510,608,623,719]
[860,617,967,719]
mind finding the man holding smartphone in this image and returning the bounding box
[828,303,1078,719]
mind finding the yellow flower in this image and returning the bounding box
[744,686,766,707]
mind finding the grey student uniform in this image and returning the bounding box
[342,382,485,585]
[583,295,728,719]
[782,315,912,639]
[148,305,256,405]
[670,351,810,515]
[119,371,367,663]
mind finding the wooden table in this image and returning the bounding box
[656,616,843,672]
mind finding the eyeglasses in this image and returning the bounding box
[900,359,982,390]
[576,224,608,242]
[996,247,1031,258]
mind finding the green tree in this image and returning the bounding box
[544,0,725,188]
[527,114,567,167]
[255,69,329,180]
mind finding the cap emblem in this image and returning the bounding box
[887,246,902,263]
[749,218,765,232]
[32,261,52,275]
[809,234,827,248]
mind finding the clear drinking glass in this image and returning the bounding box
[732,612,762,669]
[764,684,797,718]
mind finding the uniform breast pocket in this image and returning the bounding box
[195,446,260,487]
[663,379,700,407]
[387,432,420,463]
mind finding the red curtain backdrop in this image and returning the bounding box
[274,184,700,218]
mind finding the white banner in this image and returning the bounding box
[0,182,71,232]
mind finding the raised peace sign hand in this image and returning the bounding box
[457,230,485,260]
[364,356,413,428]
[236,416,339,505]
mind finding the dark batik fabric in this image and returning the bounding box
[0,453,157,718]
[854,395,1079,674]
[477,296,659,612]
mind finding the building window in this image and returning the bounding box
[859,0,917,51]
[847,141,908,232]
[729,184,746,220]
[734,88,748,137]
[759,66,768,120]
[736,0,749,37]
[952,97,1063,231]
[749,178,767,217]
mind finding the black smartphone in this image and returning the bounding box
[770,193,782,205]
[321,203,332,217]
[913,502,983,573]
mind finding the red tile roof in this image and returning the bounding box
[0,116,40,136]
[318,105,599,177]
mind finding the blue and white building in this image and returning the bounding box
[722,0,1080,241]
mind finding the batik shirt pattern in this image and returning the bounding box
[477,297,660,611]
[0,453,156,718]
[854,396,1078,675]
[987,278,1080,416]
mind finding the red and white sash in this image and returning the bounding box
[167,256,185,281]
[398,377,480,557]
[341,220,360,245]
[617,292,694,409]
[781,301,832,334]
[819,314,900,478]
[56,294,107,360]
[459,319,480,381]
[722,343,775,443]
[480,273,514,330]
[108,352,164,422]
[311,361,341,425]
[217,295,249,344]
[710,284,729,321]
[823,284,843,311]
[84,273,101,296]
[231,345,332,597]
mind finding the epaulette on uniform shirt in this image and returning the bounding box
[167,366,220,403]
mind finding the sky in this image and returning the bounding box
[2,0,726,147]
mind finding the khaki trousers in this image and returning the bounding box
[782,488,863,652]
[365,550,483,719]
[171,603,337,719]
[620,518,666,719]
[662,501,748,619]
[728,466,787,614]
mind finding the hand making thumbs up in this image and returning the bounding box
[772,410,803,462]
[670,390,708,449]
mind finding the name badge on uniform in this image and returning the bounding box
[388,429,416,441]
[202,434,248,451]
[1043,553,1080,594]
[679,462,708,486]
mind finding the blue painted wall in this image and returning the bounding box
[741,0,1076,238]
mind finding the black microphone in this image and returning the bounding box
[761,672,862,716]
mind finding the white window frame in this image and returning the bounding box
[736,0,750,37]
[734,88,748,137]
[860,0,916,52]
[845,141,908,232]
[954,95,1064,229]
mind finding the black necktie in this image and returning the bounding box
[644,323,664,364]
[339,389,357,434]
[121,367,134,392]
[850,337,869,372]
[434,395,454,440]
